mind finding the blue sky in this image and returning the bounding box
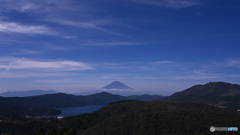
[0,0,240,95]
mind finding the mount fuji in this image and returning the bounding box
[102,81,133,90]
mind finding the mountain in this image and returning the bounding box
[0,91,163,118]
[0,92,127,117]
[128,94,162,101]
[162,82,240,110]
[0,90,57,97]
[61,100,240,135]
[83,92,128,104]
[102,81,133,90]
[2,100,240,135]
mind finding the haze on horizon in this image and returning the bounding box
[0,0,240,95]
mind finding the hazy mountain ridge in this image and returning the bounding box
[0,90,57,97]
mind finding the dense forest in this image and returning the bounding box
[1,100,240,135]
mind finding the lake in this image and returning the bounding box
[45,104,106,118]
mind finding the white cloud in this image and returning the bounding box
[226,59,240,67]
[35,79,78,83]
[153,61,175,64]
[173,74,223,80]
[133,76,157,80]
[0,57,92,71]
[0,0,129,37]
[45,18,127,36]
[63,36,79,39]
[12,49,42,55]
[0,72,67,78]
[132,0,201,8]
[85,41,141,47]
[0,88,8,93]
[0,0,72,13]
[0,22,53,35]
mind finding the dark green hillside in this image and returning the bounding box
[0,93,84,118]
[127,94,162,101]
[1,100,240,135]
[61,101,240,135]
[83,92,127,105]
[0,92,163,118]
[0,92,128,118]
[163,82,240,110]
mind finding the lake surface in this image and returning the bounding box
[45,104,106,117]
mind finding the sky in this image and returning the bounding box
[0,0,240,95]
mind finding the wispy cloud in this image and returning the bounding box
[0,21,53,35]
[0,57,92,72]
[101,74,132,80]
[133,76,157,80]
[225,59,240,67]
[85,41,141,47]
[173,74,224,80]
[63,36,79,39]
[0,72,67,78]
[132,0,201,8]
[12,49,42,55]
[0,0,38,12]
[0,0,131,38]
[0,0,77,13]
[45,18,128,37]
[152,61,175,64]
[0,88,8,93]
[35,79,79,84]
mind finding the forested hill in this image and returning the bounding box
[162,82,240,110]
[0,92,162,117]
[2,100,240,135]
[62,100,240,135]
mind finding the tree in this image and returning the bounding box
[35,128,46,135]
[48,128,57,135]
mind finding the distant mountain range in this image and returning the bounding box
[0,90,57,97]
[1,81,240,134]
[162,81,240,110]
[102,81,133,90]
[1,81,240,118]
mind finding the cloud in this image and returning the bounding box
[173,74,223,80]
[0,72,67,78]
[132,0,201,8]
[12,49,42,55]
[0,57,92,71]
[152,61,175,64]
[35,79,78,83]
[48,19,111,32]
[226,59,240,67]
[45,18,127,37]
[0,88,8,93]
[0,21,53,35]
[0,0,130,37]
[101,74,133,80]
[0,0,37,12]
[133,76,157,80]
[0,0,74,13]
[63,36,79,39]
[85,41,141,47]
